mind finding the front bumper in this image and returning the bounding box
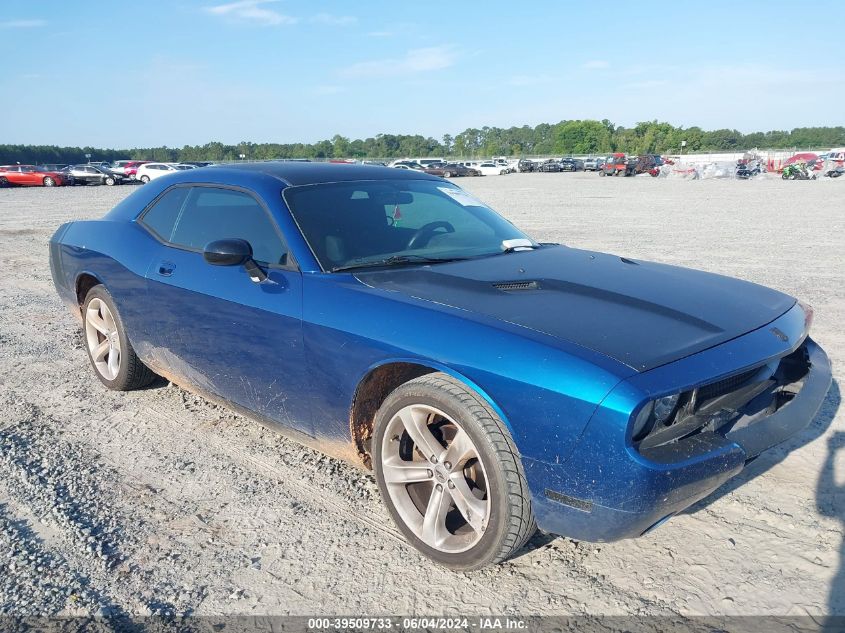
[527,338,831,542]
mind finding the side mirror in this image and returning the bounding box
[203,238,252,266]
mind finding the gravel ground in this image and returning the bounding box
[0,173,842,617]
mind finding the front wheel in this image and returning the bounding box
[0,177,8,188]
[139,175,150,183]
[443,171,451,178]
[43,176,56,187]
[83,285,157,390]
[105,177,115,186]
[373,373,535,570]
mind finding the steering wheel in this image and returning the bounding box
[406,221,455,249]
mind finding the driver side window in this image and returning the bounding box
[142,186,289,266]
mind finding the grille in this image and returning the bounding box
[493,281,539,291]
[697,367,760,402]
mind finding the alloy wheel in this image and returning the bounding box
[380,404,490,553]
[85,298,121,380]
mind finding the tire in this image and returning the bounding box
[105,177,115,186]
[372,372,536,571]
[82,285,157,391]
[443,172,451,178]
[599,170,606,177]
[0,177,8,188]
[139,175,150,183]
[43,177,56,187]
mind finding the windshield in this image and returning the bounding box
[284,179,531,271]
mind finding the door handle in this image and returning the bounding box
[157,261,175,276]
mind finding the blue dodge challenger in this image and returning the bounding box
[49,163,831,570]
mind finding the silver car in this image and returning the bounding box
[584,156,606,171]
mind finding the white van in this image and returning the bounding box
[411,158,445,167]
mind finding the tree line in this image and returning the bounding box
[2,121,844,165]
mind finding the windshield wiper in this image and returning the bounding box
[500,238,538,253]
[331,255,467,273]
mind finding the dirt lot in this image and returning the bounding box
[0,173,842,617]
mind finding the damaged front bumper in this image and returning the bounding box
[525,335,831,543]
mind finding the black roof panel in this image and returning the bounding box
[206,162,443,186]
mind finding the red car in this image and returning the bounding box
[121,160,153,180]
[0,164,68,187]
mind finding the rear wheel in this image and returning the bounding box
[443,171,452,178]
[139,175,150,183]
[83,285,157,390]
[0,177,8,188]
[373,373,535,570]
[43,176,56,187]
[105,176,115,186]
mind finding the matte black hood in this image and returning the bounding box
[355,245,795,371]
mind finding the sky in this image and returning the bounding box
[1,0,844,148]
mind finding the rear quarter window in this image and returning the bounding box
[140,187,191,241]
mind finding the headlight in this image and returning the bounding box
[632,393,681,441]
[632,402,654,440]
[653,394,680,424]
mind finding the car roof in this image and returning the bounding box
[201,162,443,186]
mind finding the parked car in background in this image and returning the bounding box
[64,164,124,186]
[392,163,424,171]
[630,154,664,177]
[136,163,182,183]
[424,163,479,177]
[0,164,69,187]
[600,153,630,177]
[516,159,536,173]
[474,162,510,176]
[121,161,152,180]
[583,157,605,171]
[493,159,515,173]
[413,158,445,168]
[538,159,562,173]
[109,160,136,174]
[180,161,215,168]
[559,158,578,172]
[392,160,423,169]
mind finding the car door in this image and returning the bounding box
[138,184,313,436]
[19,166,39,185]
[2,166,21,184]
[69,166,87,182]
[85,166,101,183]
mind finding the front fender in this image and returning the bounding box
[303,273,631,464]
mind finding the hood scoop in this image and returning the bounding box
[493,280,540,291]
